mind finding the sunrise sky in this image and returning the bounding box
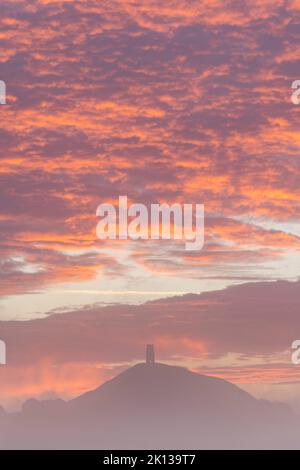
[0,0,300,410]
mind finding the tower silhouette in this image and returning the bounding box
[146,344,155,366]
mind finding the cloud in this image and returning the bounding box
[0,0,300,409]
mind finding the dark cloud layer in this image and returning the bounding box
[0,280,298,407]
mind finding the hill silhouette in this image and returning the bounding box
[0,363,298,449]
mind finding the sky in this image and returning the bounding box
[0,0,300,409]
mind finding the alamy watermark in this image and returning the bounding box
[291,80,300,105]
[0,80,6,105]
[0,340,6,365]
[96,196,205,251]
[291,340,300,364]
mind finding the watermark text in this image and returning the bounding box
[0,340,6,365]
[0,80,6,105]
[96,196,205,251]
[291,80,300,105]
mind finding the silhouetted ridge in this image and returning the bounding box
[70,362,257,414]
[0,362,296,450]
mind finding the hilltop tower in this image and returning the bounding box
[146,344,155,366]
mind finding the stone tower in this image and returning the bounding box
[146,344,155,366]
